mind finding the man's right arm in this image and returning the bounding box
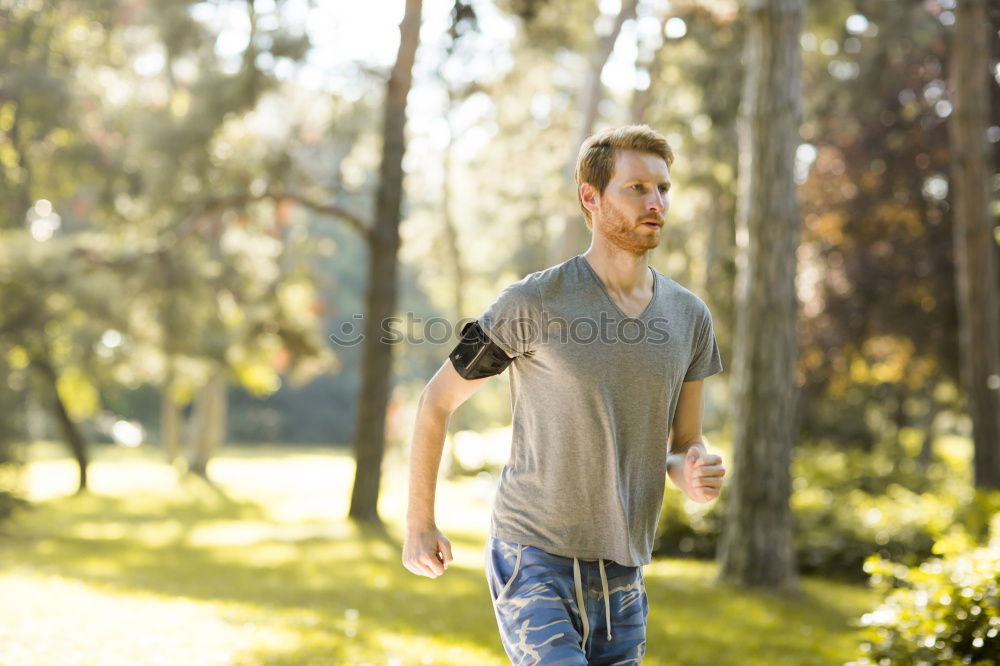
[402,358,493,578]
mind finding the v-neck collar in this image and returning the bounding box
[577,255,658,320]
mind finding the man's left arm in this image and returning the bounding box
[666,379,726,503]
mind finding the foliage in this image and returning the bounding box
[796,0,1000,447]
[4,0,981,451]
[852,499,1000,666]
[0,1,333,461]
[654,438,976,580]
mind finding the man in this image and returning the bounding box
[403,125,726,664]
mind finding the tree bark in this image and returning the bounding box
[551,0,639,265]
[948,0,1000,490]
[630,10,669,125]
[33,357,88,492]
[716,0,802,591]
[188,367,227,478]
[348,0,423,523]
[160,360,181,463]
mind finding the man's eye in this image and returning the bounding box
[659,186,669,193]
[632,184,645,192]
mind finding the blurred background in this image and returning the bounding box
[0,0,998,664]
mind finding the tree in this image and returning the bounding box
[630,7,669,125]
[794,2,962,454]
[638,3,744,369]
[716,0,802,590]
[0,233,135,492]
[0,1,331,490]
[948,0,1000,490]
[551,0,639,264]
[0,351,21,520]
[348,0,424,523]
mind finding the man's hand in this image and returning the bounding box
[402,528,454,578]
[682,446,726,503]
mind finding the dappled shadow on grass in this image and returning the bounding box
[0,483,506,664]
[641,562,877,665]
[5,473,269,532]
[0,476,878,666]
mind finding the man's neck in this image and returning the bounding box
[581,240,652,297]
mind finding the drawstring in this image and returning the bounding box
[572,557,614,649]
[598,559,612,641]
[572,557,589,648]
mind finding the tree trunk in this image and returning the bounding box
[188,368,227,478]
[948,0,1000,490]
[0,355,16,448]
[630,10,669,125]
[918,387,937,471]
[33,357,88,492]
[892,383,908,468]
[185,379,208,475]
[160,360,180,463]
[441,105,466,322]
[440,99,465,481]
[716,0,802,591]
[348,0,423,524]
[551,0,639,265]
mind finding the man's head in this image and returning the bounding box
[575,125,675,254]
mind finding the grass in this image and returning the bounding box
[0,443,880,665]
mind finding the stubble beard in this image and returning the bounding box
[596,200,662,256]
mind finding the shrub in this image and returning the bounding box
[653,441,969,581]
[655,487,720,559]
[852,498,1000,665]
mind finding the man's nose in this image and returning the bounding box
[647,191,666,212]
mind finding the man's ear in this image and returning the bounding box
[579,182,600,215]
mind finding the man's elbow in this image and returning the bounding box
[417,384,455,420]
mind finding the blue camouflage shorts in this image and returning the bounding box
[485,536,649,665]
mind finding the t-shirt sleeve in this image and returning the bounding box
[476,280,542,358]
[684,307,723,382]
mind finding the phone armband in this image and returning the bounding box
[448,321,514,379]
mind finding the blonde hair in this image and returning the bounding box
[574,125,675,229]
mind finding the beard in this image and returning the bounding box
[594,199,662,255]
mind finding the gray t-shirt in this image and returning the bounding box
[476,254,723,567]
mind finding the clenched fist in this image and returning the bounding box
[683,446,726,503]
[403,528,453,578]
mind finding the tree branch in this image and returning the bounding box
[77,188,372,274]
[164,189,372,247]
[268,189,372,238]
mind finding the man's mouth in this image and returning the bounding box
[641,220,662,229]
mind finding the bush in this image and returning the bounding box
[852,497,1000,665]
[653,440,969,580]
[792,481,943,579]
[655,487,720,559]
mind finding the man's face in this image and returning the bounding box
[590,149,671,255]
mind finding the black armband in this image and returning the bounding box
[448,321,514,379]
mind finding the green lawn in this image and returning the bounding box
[0,444,879,665]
